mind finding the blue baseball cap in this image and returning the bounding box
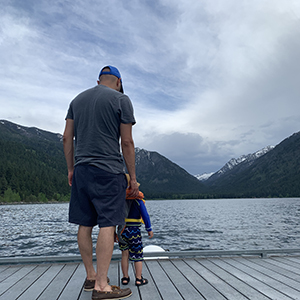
[99,65,124,93]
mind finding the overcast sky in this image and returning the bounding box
[1,0,300,175]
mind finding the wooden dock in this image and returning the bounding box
[1,250,300,300]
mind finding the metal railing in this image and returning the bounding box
[1,248,300,265]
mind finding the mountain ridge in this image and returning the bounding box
[0,120,206,201]
[203,145,274,183]
[1,119,299,201]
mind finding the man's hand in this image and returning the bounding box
[127,179,139,198]
[68,170,74,186]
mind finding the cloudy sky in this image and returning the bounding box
[1,0,300,175]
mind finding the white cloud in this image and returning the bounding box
[1,0,300,175]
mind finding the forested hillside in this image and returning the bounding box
[204,131,300,198]
[0,121,70,203]
[0,120,206,203]
[1,120,300,203]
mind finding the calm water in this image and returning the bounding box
[1,198,300,257]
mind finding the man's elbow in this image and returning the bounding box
[121,138,134,149]
[62,134,68,145]
[62,134,73,146]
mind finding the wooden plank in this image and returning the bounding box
[272,256,300,269]
[185,258,249,300]
[174,259,227,300]
[145,260,184,300]
[282,256,300,265]
[136,260,162,300]
[170,260,205,299]
[270,257,300,276]
[0,266,9,274]
[0,265,49,300]
[158,259,205,300]
[17,264,65,300]
[0,265,35,297]
[37,264,78,300]
[179,259,228,300]
[107,260,119,287]
[245,257,300,283]
[78,262,96,300]
[0,265,22,283]
[196,258,270,300]
[232,257,300,296]
[217,257,294,300]
[124,262,140,300]
[58,263,85,300]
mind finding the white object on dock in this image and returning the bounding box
[144,245,168,260]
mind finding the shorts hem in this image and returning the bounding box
[68,220,97,227]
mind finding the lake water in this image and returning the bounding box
[1,198,300,257]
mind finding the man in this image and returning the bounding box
[63,65,139,300]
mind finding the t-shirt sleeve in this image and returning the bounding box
[65,103,74,120]
[120,95,136,125]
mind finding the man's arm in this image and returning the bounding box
[63,119,75,186]
[120,123,139,197]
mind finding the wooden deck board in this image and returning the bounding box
[0,265,48,300]
[0,265,36,299]
[0,265,22,283]
[59,263,85,300]
[209,257,293,300]
[17,264,65,300]
[145,260,182,300]
[1,255,300,299]
[196,258,267,300]
[255,257,300,280]
[218,257,296,300]
[37,263,78,300]
[230,257,300,299]
[185,258,249,300]
[235,257,300,288]
[159,259,204,300]
[172,259,215,299]
[125,263,140,300]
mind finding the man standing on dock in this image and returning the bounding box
[63,65,139,299]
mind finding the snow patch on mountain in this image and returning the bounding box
[195,146,274,181]
[194,172,214,181]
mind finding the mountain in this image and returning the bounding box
[0,120,206,202]
[206,146,274,183]
[134,148,206,198]
[0,120,69,202]
[1,119,299,201]
[204,133,300,197]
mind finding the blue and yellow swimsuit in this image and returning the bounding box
[119,193,152,261]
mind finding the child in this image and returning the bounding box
[118,175,153,286]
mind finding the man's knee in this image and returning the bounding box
[78,225,94,236]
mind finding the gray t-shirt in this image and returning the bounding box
[66,84,136,174]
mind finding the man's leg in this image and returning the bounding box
[94,226,115,292]
[77,225,96,279]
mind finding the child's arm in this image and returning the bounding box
[137,199,152,233]
[148,230,154,239]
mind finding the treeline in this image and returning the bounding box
[0,139,70,203]
[0,187,69,203]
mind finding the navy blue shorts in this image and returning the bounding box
[69,164,127,228]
